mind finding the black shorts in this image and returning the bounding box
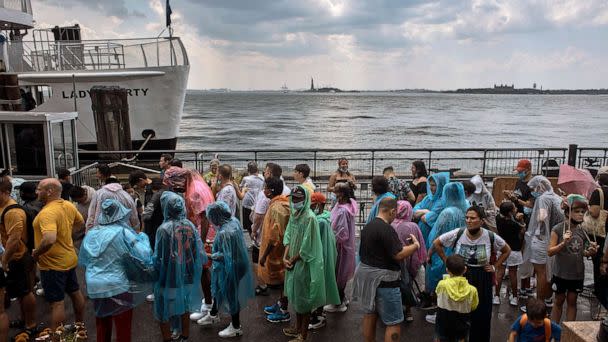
[6,254,35,299]
[40,268,80,303]
[551,275,584,294]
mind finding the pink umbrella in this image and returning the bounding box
[558,164,599,198]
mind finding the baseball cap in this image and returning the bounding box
[514,159,531,172]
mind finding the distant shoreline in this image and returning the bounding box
[189,88,608,95]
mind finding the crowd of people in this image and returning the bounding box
[0,154,607,342]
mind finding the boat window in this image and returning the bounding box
[51,121,75,171]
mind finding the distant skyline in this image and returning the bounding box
[36,0,608,90]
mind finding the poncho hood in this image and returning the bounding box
[470,175,485,195]
[102,183,124,193]
[83,199,128,257]
[394,200,413,224]
[528,175,554,194]
[207,201,232,227]
[443,182,469,213]
[438,275,476,302]
[161,191,187,220]
[427,172,450,201]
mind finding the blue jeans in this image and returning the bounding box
[365,287,404,326]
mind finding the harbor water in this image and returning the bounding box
[179,92,608,150]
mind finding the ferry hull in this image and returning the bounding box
[19,65,189,151]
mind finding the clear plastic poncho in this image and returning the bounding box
[206,201,255,315]
[425,207,466,292]
[153,191,205,323]
[79,199,154,317]
[317,210,341,306]
[468,175,497,229]
[413,172,450,246]
[521,176,565,280]
[283,186,326,313]
[330,198,358,290]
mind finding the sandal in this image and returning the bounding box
[74,322,87,341]
[13,331,31,342]
[35,328,52,342]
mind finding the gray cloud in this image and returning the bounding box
[40,0,146,19]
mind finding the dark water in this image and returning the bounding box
[179,92,608,150]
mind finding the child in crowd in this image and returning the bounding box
[434,255,478,342]
[509,298,561,342]
[495,201,526,306]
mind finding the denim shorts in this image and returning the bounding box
[365,287,404,326]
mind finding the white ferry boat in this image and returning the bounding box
[0,0,189,152]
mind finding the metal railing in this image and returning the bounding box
[8,37,188,72]
[78,147,569,180]
[577,147,608,177]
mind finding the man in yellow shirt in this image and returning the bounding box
[33,178,86,331]
[0,178,37,339]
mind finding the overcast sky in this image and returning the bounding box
[35,0,608,90]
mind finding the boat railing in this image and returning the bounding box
[0,0,32,14]
[8,37,188,73]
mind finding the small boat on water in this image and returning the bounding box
[281,83,289,93]
[0,1,189,152]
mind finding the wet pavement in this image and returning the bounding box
[7,272,603,341]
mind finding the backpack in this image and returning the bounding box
[519,314,552,342]
[1,204,37,252]
[452,227,498,284]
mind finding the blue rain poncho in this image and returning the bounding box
[425,207,466,293]
[284,186,326,313]
[413,172,450,245]
[206,201,254,315]
[79,199,154,317]
[153,191,205,323]
[366,192,396,224]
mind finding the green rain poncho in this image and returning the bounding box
[317,210,341,306]
[283,186,326,313]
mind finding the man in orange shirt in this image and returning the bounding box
[33,179,86,334]
[0,178,37,340]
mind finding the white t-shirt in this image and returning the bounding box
[240,174,265,209]
[439,228,506,267]
[254,190,271,215]
[216,184,238,216]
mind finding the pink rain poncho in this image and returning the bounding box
[330,197,358,290]
[391,200,427,278]
[163,167,215,237]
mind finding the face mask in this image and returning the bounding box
[523,207,532,215]
[339,167,348,173]
[293,201,304,210]
[531,191,541,198]
[517,171,527,180]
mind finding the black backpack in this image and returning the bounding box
[1,204,37,252]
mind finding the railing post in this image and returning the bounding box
[427,151,432,171]
[371,151,375,178]
[482,150,487,178]
[567,144,578,167]
[254,152,258,163]
[313,151,317,179]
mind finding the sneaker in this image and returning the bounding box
[492,295,500,305]
[218,323,243,338]
[264,303,280,315]
[146,294,155,302]
[197,313,220,326]
[526,288,535,296]
[520,305,527,313]
[35,288,44,296]
[283,326,299,337]
[267,310,290,323]
[544,299,553,308]
[509,294,518,306]
[425,313,436,324]
[518,289,528,299]
[324,303,348,313]
[308,315,326,330]
[190,301,212,321]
